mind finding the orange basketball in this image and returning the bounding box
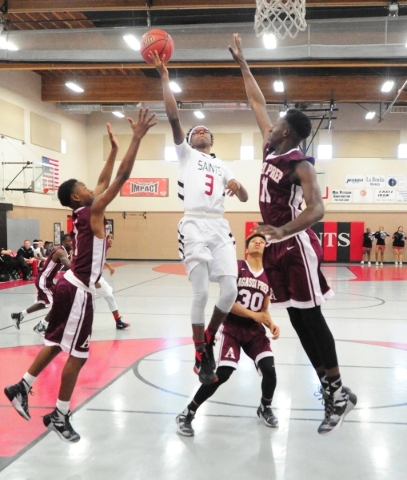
[140,29,174,64]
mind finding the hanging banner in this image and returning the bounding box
[120,178,169,197]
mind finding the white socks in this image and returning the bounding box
[22,372,36,391]
[56,399,70,415]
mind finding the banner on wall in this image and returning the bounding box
[344,175,364,188]
[396,190,407,203]
[120,178,169,197]
[365,175,386,188]
[387,175,407,188]
[332,190,352,202]
[311,221,364,262]
[353,188,374,203]
[374,189,395,202]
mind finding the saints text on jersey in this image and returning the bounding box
[198,159,223,176]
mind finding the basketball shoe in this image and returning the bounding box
[43,408,80,443]
[204,330,216,371]
[176,408,195,436]
[33,320,47,337]
[318,387,357,435]
[4,379,32,420]
[11,312,24,330]
[116,318,130,330]
[194,349,218,385]
[257,403,279,428]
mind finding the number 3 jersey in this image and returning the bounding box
[227,260,270,324]
[260,145,316,231]
[175,140,234,215]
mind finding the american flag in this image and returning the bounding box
[41,156,60,189]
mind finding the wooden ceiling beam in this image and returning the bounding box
[41,74,407,103]
[8,0,407,14]
[1,60,407,71]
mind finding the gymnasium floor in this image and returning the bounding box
[0,261,406,480]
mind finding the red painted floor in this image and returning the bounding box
[0,337,191,457]
[348,265,407,281]
[153,263,187,276]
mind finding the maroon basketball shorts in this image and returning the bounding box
[44,277,94,358]
[393,246,404,250]
[218,318,273,370]
[35,277,55,307]
[263,229,334,309]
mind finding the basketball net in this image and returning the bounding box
[255,0,307,40]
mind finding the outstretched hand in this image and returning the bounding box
[149,50,169,77]
[127,108,158,138]
[226,179,241,197]
[107,123,119,150]
[228,33,246,66]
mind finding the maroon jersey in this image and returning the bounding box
[226,260,270,324]
[35,246,67,290]
[69,206,106,289]
[260,146,315,229]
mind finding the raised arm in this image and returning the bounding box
[150,51,185,145]
[93,123,119,197]
[229,33,273,147]
[91,108,158,238]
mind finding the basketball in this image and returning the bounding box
[140,29,174,64]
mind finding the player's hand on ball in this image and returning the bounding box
[226,179,241,197]
[106,123,119,150]
[228,33,246,66]
[128,108,158,138]
[149,50,169,77]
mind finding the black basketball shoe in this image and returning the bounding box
[176,408,195,436]
[4,379,32,420]
[11,312,24,330]
[318,387,357,435]
[43,408,80,443]
[257,403,279,428]
[193,349,218,385]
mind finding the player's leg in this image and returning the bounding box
[380,246,385,264]
[189,261,216,384]
[11,301,46,330]
[4,345,61,420]
[300,306,357,435]
[97,277,129,329]
[375,246,379,264]
[176,366,234,436]
[393,247,398,265]
[257,357,278,427]
[366,248,371,264]
[399,248,403,265]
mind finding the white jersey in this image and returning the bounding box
[175,140,234,215]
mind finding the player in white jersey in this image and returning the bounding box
[152,51,248,385]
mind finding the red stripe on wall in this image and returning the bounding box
[323,221,338,261]
[350,221,365,261]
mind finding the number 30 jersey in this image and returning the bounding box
[175,140,234,215]
[227,260,270,323]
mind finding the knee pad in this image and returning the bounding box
[216,366,234,385]
[258,357,276,379]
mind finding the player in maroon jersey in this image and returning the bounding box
[4,110,157,443]
[10,234,72,334]
[176,233,280,436]
[230,34,356,435]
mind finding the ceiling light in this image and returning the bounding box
[381,80,394,93]
[274,80,284,93]
[112,111,125,118]
[263,33,277,50]
[365,111,375,120]
[65,81,84,93]
[123,34,140,51]
[0,37,18,51]
[169,81,182,93]
[279,110,287,117]
[194,111,205,119]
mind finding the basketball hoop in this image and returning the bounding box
[43,187,59,201]
[255,0,307,40]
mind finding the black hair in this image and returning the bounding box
[245,233,267,248]
[186,126,214,144]
[58,179,78,207]
[61,234,71,242]
[284,109,312,141]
